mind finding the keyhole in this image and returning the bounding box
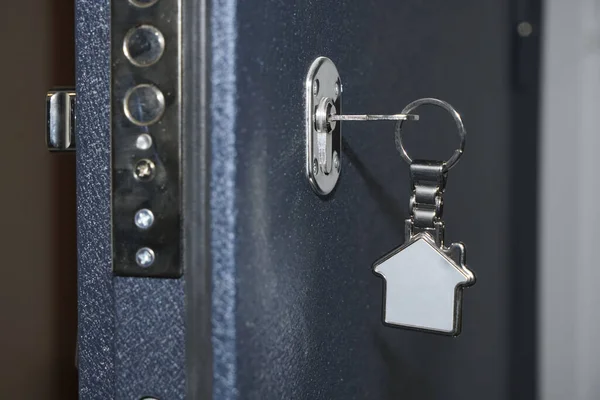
[315,97,337,175]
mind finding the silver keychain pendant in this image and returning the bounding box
[373,98,475,336]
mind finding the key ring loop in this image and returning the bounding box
[395,98,466,171]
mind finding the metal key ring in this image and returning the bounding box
[394,98,466,171]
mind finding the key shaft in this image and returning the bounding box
[329,114,419,122]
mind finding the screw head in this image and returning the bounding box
[313,79,319,96]
[134,159,155,181]
[136,134,153,150]
[312,159,319,175]
[333,152,340,171]
[134,209,155,229]
[136,247,155,268]
[517,21,533,37]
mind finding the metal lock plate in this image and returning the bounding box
[306,57,342,196]
[111,0,182,278]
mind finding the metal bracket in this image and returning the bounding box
[111,0,182,278]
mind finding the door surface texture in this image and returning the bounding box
[76,0,537,399]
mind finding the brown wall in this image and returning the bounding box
[0,0,77,398]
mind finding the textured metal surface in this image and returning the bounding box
[114,278,185,399]
[222,1,512,399]
[75,0,113,396]
[211,0,238,398]
[77,0,185,398]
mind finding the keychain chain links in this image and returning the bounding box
[409,161,447,230]
[395,98,466,245]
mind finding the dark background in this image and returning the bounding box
[0,0,77,398]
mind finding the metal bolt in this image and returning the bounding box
[313,79,319,96]
[46,90,76,152]
[333,151,340,172]
[134,159,155,181]
[136,247,155,268]
[334,81,340,96]
[134,209,155,229]
[129,0,159,8]
[517,21,533,37]
[123,84,165,126]
[123,25,165,67]
[312,159,319,175]
[136,134,153,150]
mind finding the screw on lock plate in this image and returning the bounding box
[305,57,419,196]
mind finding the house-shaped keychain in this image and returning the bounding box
[373,232,475,336]
[369,97,475,336]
